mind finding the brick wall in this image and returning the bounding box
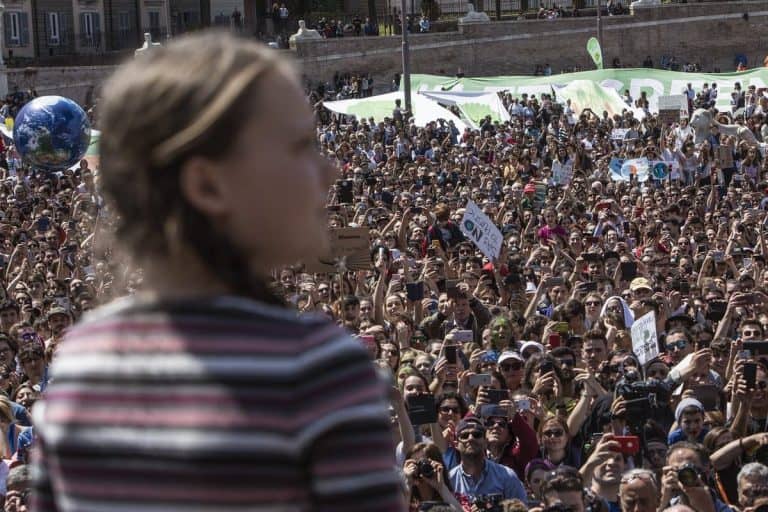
[293,0,768,88]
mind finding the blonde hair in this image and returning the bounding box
[99,31,294,301]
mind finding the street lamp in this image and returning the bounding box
[400,0,411,113]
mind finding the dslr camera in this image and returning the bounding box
[415,458,435,479]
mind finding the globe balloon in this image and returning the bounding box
[13,96,91,170]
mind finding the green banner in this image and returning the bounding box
[587,37,603,70]
[410,68,768,113]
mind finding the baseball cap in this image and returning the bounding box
[497,351,524,365]
[456,417,486,435]
[524,183,536,194]
[629,277,653,292]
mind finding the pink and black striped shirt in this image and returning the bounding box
[32,295,403,512]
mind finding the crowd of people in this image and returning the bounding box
[291,79,768,512]
[0,29,767,512]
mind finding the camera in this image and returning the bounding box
[615,379,670,431]
[676,463,701,487]
[415,458,435,479]
[472,494,503,512]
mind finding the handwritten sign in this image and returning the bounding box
[552,161,574,186]
[631,311,659,366]
[460,200,503,261]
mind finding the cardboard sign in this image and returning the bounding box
[658,94,688,124]
[552,160,573,186]
[460,200,503,261]
[716,146,734,169]
[631,311,659,366]
[303,227,372,273]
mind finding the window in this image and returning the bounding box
[48,12,60,46]
[148,11,160,29]
[80,12,101,48]
[118,11,130,35]
[7,12,19,45]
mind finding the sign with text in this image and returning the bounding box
[631,311,659,366]
[552,160,574,186]
[658,94,687,125]
[460,200,503,261]
[716,146,734,169]
[303,227,372,273]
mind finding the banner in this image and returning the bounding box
[419,91,511,129]
[587,37,603,70]
[631,311,659,366]
[460,200,503,261]
[609,157,628,181]
[410,68,768,113]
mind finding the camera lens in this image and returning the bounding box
[677,464,700,487]
[417,459,434,479]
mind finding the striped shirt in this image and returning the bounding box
[32,295,403,512]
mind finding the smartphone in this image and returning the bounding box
[620,261,637,281]
[406,393,438,425]
[444,345,458,365]
[581,282,598,292]
[744,362,758,390]
[693,385,720,411]
[613,435,640,456]
[623,221,630,232]
[738,350,751,360]
[546,276,565,287]
[712,251,724,262]
[706,300,727,322]
[479,404,508,419]
[548,333,561,348]
[743,341,768,356]
[452,330,474,343]
[486,389,509,404]
[405,281,424,302]
[515,398,531,411]
[410,206,423,215]
[446,279,460,300]
[469,374,493,387]
[673,280,691,294]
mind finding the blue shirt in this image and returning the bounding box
[449,459,527,505]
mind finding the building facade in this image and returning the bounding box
[1,0,195,63]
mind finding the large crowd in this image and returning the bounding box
[297,80,768,511]
[0,38,766,512]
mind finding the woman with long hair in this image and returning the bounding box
[31,32,401,510]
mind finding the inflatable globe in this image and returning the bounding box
[13,96,91,170]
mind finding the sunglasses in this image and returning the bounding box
[585,300,602,306]
[458,430,485,441]
[440,406,460,414]
[667,340,688,351]
[500,361,523,372]
[742,330,762,337]
[542,429,565,438]
[485,418,508,429]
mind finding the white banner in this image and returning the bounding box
[631,311,659,366]
[460,200,503,262]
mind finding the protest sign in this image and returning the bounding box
[552,160,573,186]
[304,227,372,273]
[658,95,687,125]
[460,200,503,261]
[621,158,650,183]
[716,146,734,169]
[611,128,628,141]
[631,311,659,366]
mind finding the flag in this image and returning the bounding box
[587,37,603,70]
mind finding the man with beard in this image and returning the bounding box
[448,418,527,508]
[483,406,539,480]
